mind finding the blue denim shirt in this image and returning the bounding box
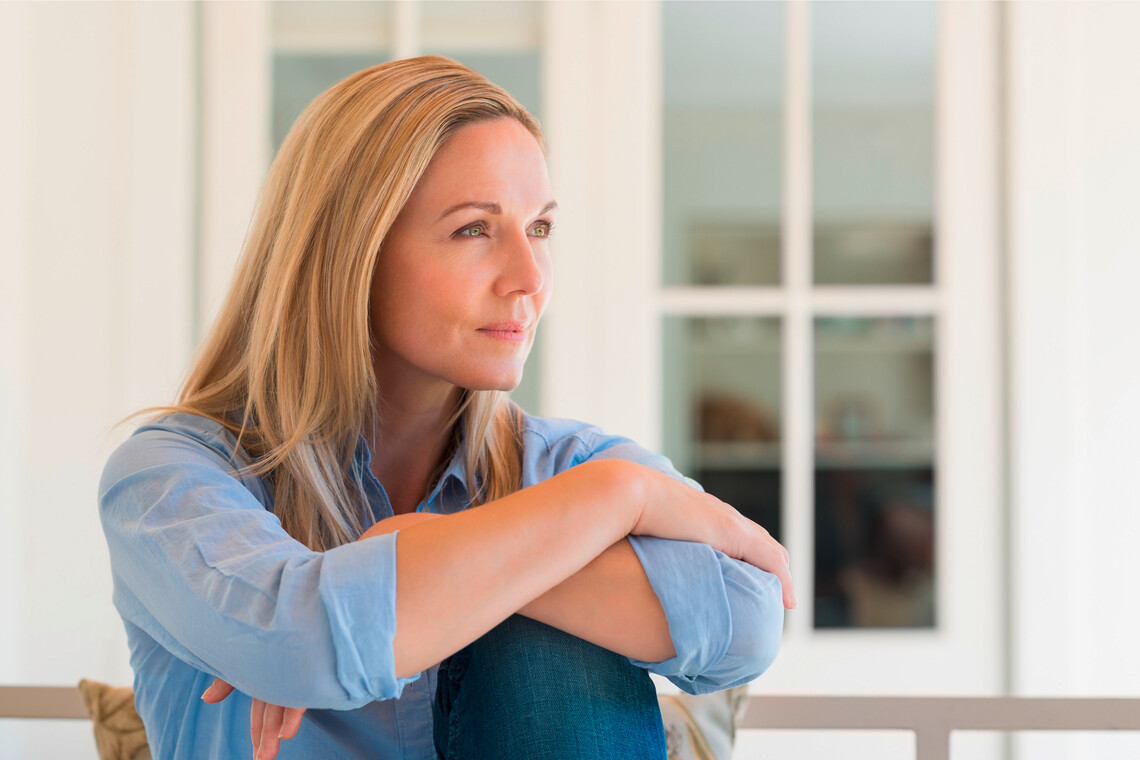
[99,412,783,759]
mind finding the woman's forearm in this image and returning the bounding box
[518,539,675,663]
[366,511,674,664]
[385,456,792,678]
[390,459,643,677]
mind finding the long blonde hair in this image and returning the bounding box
[159,57,539,550]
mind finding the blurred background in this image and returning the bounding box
[1,1,1138,758]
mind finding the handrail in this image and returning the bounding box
[0,685,87,720]
[6,686,1140,760]
[741,696,1140,760]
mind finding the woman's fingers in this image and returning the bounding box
[737,514,796,609]
[255,702,286,760]
[280,707,307,740]
[250,699,264,756]
[625,462,798,607]
[201,680,302,760]
[249,700,304,759]
[766,542,796,609]
[200,676,235,703]
[691,491,796,609]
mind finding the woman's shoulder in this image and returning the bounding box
[135,410,235,439]
[518,412,598,449]
[100,411,251,493]
[100,410,277,512]
[517,411,621,458]
[130,411,246,462]
[517,410,681,477]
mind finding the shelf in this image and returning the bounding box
[691,438,935,471]
[685,333,933,356]
[693,441,783,469]
[816,438,935,469]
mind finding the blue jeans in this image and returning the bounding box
[433,614,667,759]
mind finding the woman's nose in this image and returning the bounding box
[494,230,545,297]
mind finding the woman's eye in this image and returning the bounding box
[530,221,554,238]
[459,223,487,237]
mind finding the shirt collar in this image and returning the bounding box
[354,434,470,515]
[423,449,468,512]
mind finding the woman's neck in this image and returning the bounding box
[368,385,463,515]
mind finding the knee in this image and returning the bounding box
[466,615,652,694]
[438,614,660,711]
[434,616,666,759]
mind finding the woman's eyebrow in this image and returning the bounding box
[437,200,558,221]
[439,201,501,220]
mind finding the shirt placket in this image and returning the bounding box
[394,668,437,759]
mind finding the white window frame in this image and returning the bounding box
[542,1,1004,696]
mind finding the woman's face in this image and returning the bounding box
[370,117,555,399]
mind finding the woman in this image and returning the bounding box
[99,56,793,760]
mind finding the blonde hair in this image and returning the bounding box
[157,57,540,550]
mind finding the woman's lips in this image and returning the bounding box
[477,321,529,342]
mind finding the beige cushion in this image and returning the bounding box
[77,679,151,760]
[659,685,749,760]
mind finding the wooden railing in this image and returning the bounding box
[741,696,1140,760]
[5,686,1140,759]
[0,685,87,719]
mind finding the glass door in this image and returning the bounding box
[657,0,1004,703]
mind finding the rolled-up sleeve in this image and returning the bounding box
[582,431,785,694]
[627,536,783,694]
[99,423,415,709]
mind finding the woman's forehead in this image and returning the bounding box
[409,119,553,215]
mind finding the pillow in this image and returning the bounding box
[77,679,151,760]
[658,685,749,760]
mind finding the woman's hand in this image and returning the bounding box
[628,464,796,609]
[200,678,304,760]
[200,510,446,760]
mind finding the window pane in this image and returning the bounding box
[663,317,782,542]
[422,0,541,117]
[812,2,937,285]
[270,1,393,150]
[662,1,784,286]
[814,317,935,628]
[273,52,390,150]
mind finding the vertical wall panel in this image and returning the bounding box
[199,2,271,337]
[541,1,661,447]
[0,0,33,689]
[1008,3,1140,759]
[1,8,196,752]
[24,1,129,687]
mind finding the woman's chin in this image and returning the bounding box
[458,370,525,394]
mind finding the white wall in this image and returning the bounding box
[1007,2,1140,758]
[0,3,197,756]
